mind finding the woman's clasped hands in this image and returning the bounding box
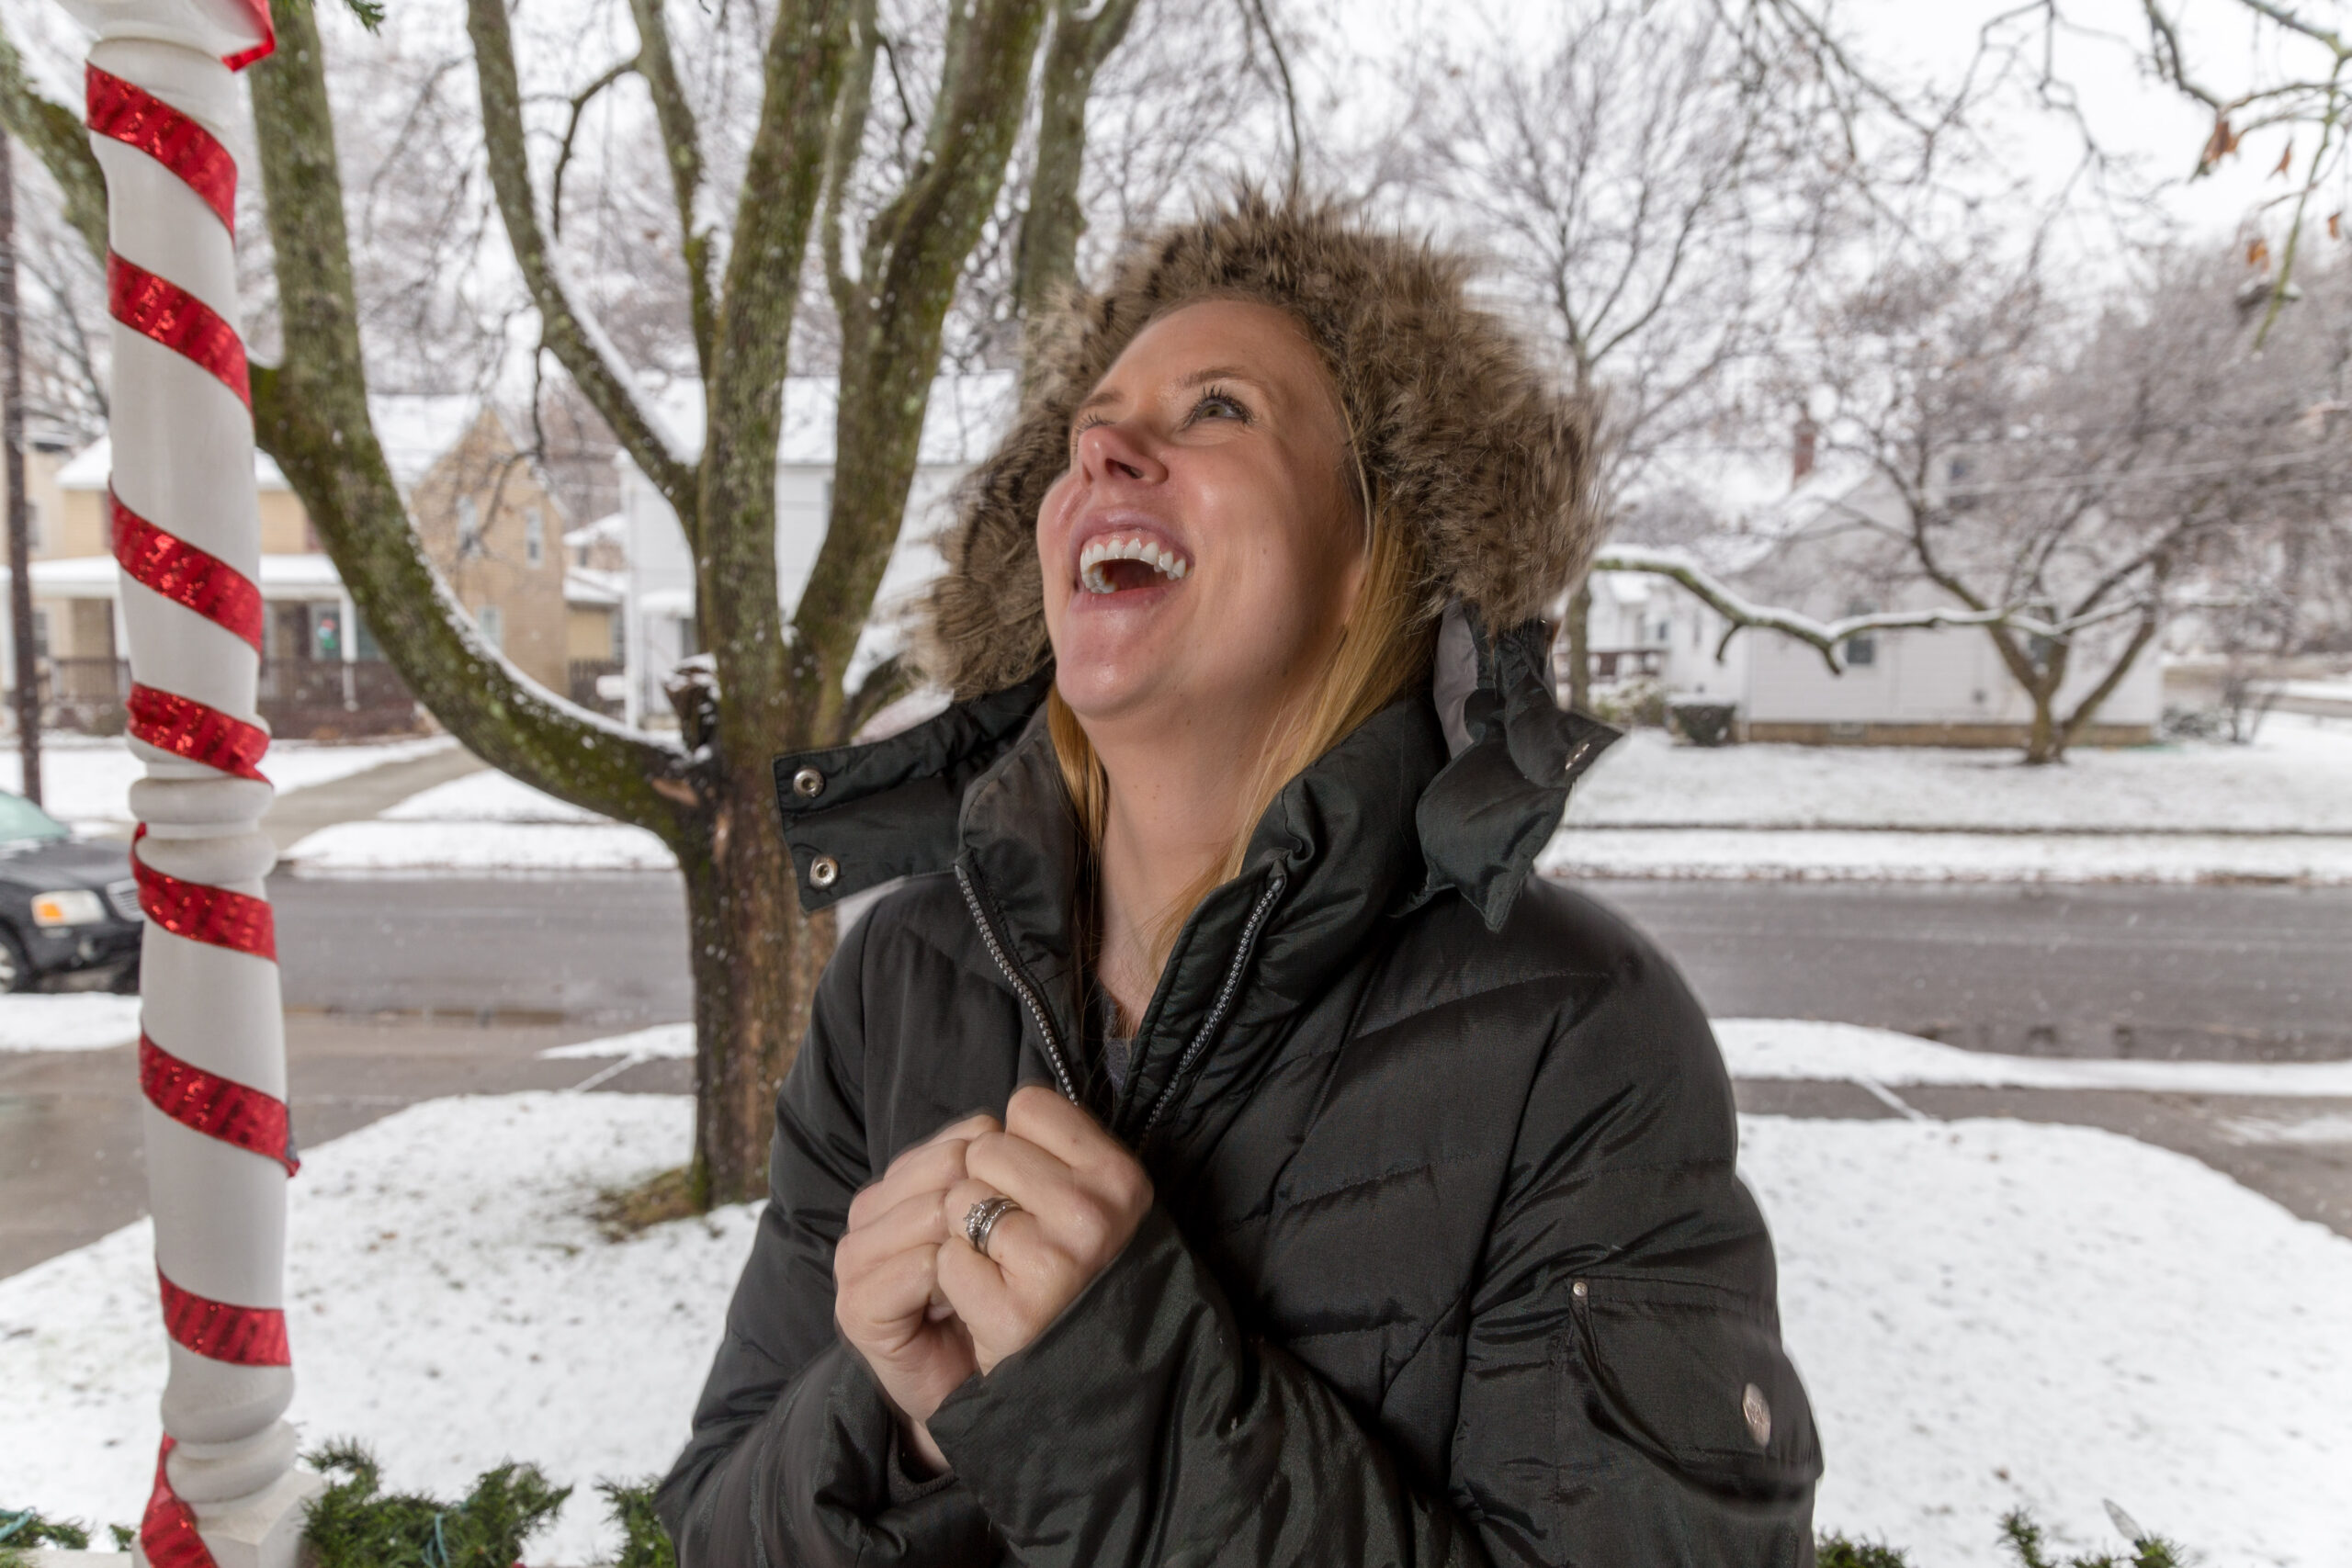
[832,1085,1154,1473]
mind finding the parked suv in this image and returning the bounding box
[0,792,141,992]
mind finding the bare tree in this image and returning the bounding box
[1408,0,1840,708]
[0,0,1156,1204]
[1768,240,2352,762]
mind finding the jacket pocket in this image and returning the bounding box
[1566,1275,1821,1502]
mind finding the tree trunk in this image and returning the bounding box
[1565,577,1593,713]
[678,761,833,1205]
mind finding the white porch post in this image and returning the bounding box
[59,1,321,1564]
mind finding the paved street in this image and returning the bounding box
[7,870,2349,1278]
[271,872,2352,1059]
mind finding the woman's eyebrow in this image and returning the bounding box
[1073,366,1270,418]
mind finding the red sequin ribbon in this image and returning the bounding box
[128,685,270,782]
[158,1270,290,1366]
[220,0,277,72]
[85,66,236,232]
[108,255,250,410]
[112,492,265,653]
[141,1437,215,1568]
[141,1034,300,1176]
[132,829,277,961]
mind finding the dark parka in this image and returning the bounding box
[657,198,1820,1566]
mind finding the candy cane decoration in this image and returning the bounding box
[53,3,320,1566]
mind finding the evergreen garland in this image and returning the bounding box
[301,1442,569,1568]
[1816,1533,1912,1566]
[0,1509,90,1568]
[594,1482,673,1568]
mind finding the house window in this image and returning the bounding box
[24,501,41,553]
[1843,599,1878,668]
[608,611,626,663]
[458,497,482,557]
[352,606,381,660]
[476,603,503,651]
[525,507,544,567]
[30,607,49,661]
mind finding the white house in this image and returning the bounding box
[1587,461,2162,746]
[613,374,1017,728]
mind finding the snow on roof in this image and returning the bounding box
[7,553,345,597]
[56,436,292,492]
[565,568,625,606]
[564,513,626,547]
[634,373,1018,470]
[369,394,486,490]
[58,396,490,495]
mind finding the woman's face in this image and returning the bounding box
[1037,299,1365,742]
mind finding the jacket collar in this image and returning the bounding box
[775,613,1616,1122]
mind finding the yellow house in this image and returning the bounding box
[6,396,577,737]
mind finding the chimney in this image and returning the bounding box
[1792,413,1818,487]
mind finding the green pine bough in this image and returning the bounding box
[5,1478,2182,1568]
[0,1448,673,1568]
[1816,1505,2186,1568]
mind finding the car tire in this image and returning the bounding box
[107,957,141,996]
[0,927,37,994]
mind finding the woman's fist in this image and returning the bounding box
[937,1085,1154,1374]
[834,1112,999,1471]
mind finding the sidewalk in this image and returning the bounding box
[262,739,486,854]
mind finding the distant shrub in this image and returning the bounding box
[1669,699,1738,747]
[1589,675,1668,728]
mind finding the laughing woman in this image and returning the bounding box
[657,197,1820,1566]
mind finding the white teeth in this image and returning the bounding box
[1078,533,1190,593]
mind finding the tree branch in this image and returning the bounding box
[1590,544,2080,675]
[465,0,698,514]
[250,0,688,831]
[789,0,1048,738]
[550,53,639,243]
[624,0,717,378]
[1012,0,1145,333]
[0,20,106,261]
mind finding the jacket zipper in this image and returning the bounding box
[956,861,1080,1102]
[1136,873,1286,1136]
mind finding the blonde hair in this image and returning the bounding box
[1048,477,1433,970]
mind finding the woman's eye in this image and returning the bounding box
[1190,389,1250,424]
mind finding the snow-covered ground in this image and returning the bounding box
[1565,715,2352,832]
[0,994,141,1053]
[5,735,456,836]
[282,772,674,875]
[1544,825,2352,883]
[6,1025,2349,1564]
[1717,1018,2352,1097]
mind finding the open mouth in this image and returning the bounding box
[1080,533,1192,595]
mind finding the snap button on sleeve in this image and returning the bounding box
[1742,1382,1771,1447]
[792,766,826,799]
[809,854,840,888]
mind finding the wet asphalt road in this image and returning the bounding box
[7,874,2348,1277]
[266,873,2352,1063]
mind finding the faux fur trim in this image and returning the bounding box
[920,191,1599,698]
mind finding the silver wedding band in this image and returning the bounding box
[964,1194,1020,1258]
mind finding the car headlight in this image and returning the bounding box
[31,889,107,928]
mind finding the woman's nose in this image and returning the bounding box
[1075,419,1166,485]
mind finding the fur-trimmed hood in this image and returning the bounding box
[921,192,1600,698]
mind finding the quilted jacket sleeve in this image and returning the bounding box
[921,932,1819,1568]
[653,912,997,1568]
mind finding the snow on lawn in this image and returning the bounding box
[1747,1114,2352,1566]
[0,994,141,1053]
[1565,714,2352,833]
[4,736,455,835]
[1718,1018,2352,1096]
[285,772,674,875]
[0,1094,752,1564]
[1543,825,2352,884]
[7,1090,2350,1565]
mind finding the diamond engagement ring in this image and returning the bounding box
[964,1195,1020,1258]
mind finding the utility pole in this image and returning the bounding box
[0,132,40,807]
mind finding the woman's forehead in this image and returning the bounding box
[1088,299,1329,407]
